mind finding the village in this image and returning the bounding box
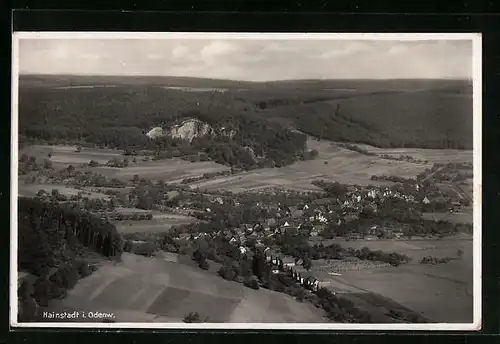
[19,150,474,323]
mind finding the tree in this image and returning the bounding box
[244,275,260,290]
[302,255,312,271]
[75,146,82,153]
[193,237,210,269]
[51,189,60,199]
[199,259,209,270]
[89,160,99,167]
[183,312,202,323]
[456,249,464,259]
[132,174,140,184]
[43,159,53,170]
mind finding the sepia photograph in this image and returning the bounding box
[11,32,481,330]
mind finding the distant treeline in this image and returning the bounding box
[259,89,472,150]
[19,80,471,172]
[18,85,309,169]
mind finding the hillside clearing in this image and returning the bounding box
[45,253,328,323]
[189,145,429,192]
[18,183,111,200]
[19,145,123,166]
[115,215,198,234]
[84,158,230,182]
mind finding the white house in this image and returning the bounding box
[317,214,328,223]
[284,221,291,227]
[239,246,247,255]
[422,197,430,204]
[206,208,212,212]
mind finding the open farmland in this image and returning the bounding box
[189,140,431,192]
[18,183,111,200]
[187,136,475,193]
[84,158,230,183]
[115,213,198,234]
[44,253,328,323]
[462,182,474,200]
[422,210,473,224]
[309,238,473,322]
[353,143,473,164]
[19,145,123,168]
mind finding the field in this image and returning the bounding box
[81,158,230,183]
[44,253,328,323]
[115,213,198,234]
[310,238,473,323]
[460,180,474,200]
[353,143,474,164]
[19,145,124,168]
[18,183,111,200]
[188,138,473,193]
[422,210,473,224]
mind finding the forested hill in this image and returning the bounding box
[18,75,473,168]
[17,198,123,320]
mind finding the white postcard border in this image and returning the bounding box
[10,32,482,331]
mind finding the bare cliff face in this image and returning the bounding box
[146,118,236,142]
[169,118,213,141]
[145,127,165,139]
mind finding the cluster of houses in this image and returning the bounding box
[339,186,418,213]
[263,249,331,293]
[92,209,153,221]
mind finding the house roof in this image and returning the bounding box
[313,198,331,205]
[264,249,278,257]
[281,256,296,264]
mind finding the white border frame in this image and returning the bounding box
[10,32,482,331]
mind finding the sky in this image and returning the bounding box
[17,38,473,81]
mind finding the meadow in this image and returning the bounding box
[18,183,111,200]
[310,238,473,323]
[19,145,123,168]
[45,253,328,323]
[422,210,473,224]
[83,158,230,183]
[188,138,473,193]
[353,144,474,164]
[115,213,198,234]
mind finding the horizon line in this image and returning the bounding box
[18,73,473,83]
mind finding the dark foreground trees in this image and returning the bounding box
[17,198,123,320]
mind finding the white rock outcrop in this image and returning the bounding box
[169,118,213,141]
[146,127,165,139]
[145,118,236,142]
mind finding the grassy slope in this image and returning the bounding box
[46,252,328,323]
